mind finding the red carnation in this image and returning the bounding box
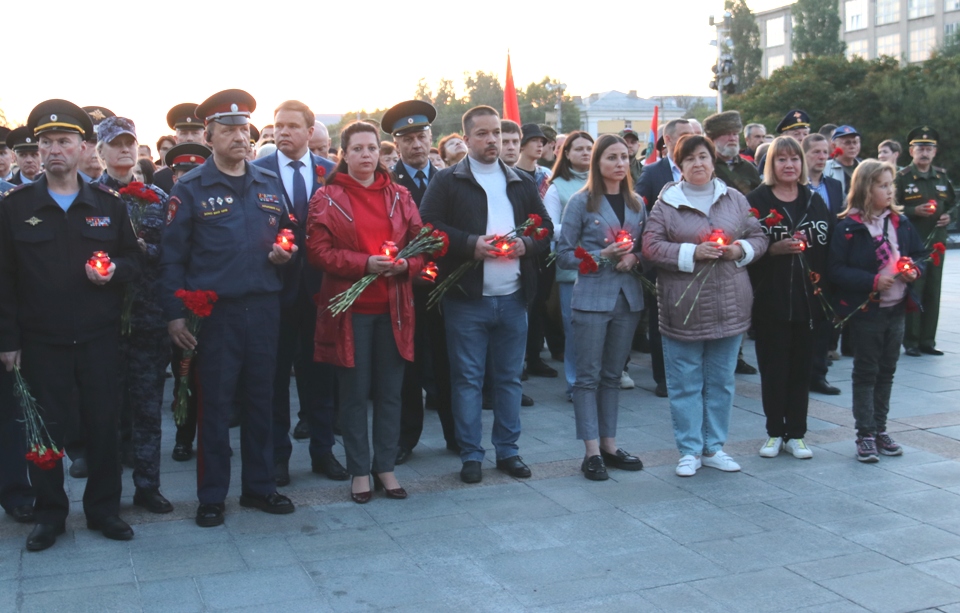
[748,208,760,219]
[933,242,946,255]
[523,225,535,237]
[574,246,588,259]
[931,252,942,267]
[316,166,326,181]
[431,229,449,258]
[534,227,548,240]
[527,213,542,228]
[765,210,784,227]
[830,147,843,159]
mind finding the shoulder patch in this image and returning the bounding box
[897,167,911,176]
[95,183,121,198]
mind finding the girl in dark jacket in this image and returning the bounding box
[828,159,926,463]
[747,136,833,460]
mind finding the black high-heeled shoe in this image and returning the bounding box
[372,474,407,499]
[350,476,372,504]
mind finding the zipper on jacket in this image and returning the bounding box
[323,194,353,222]
[395,283,401,330]
[389,192,399,218]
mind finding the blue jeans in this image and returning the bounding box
[444,291,527,463]
[662,334,741,457]
[558,282,576,394]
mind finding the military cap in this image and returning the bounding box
[540,125,558,142]
[381,100,436,137]
[196,89,256,126]
[6,126,37,152]
[703,111,743,140]
[619,128,642,141]
[249,124,260,145]
[167,103,202,130]
[82,106,115,126]
[775,109,810,134]
[522,123,548,146]
[97,117,137,144]
[28,99,94,139]
[832,125,860,140]
[0,126,10,150]
[907,125,938,146]
[164,142,210,171]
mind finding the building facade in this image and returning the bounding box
[571,91,688,137]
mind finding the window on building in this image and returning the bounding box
[766,16,785,47]
[947,22,960,37]
[908,0,935,18]
[948,0,960,12]
[877,33,902,58]
[846,0,868,31]
[846,38,870,59]
[766,54,785,76]
[877,0,900,24]
[909,26,937,60]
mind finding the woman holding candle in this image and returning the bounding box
[642,134,768,477]
[828,159,926,462]
[746,136,833,460]
[306,121,424,503]
[557,134,646,480]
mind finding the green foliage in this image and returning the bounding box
[792,0,846,58]
[679,97,715,122]
[729,54,960,171]
[937,28,960,58]
[729,0,762,92]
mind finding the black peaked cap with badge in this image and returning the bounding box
[381,100,437,137]
[775,109,810,134]
[249,124,260,145]
[907,126,939,146]
[6,126,38,152]
[195,89,256,126]
[28,99,95,140]
[164,143,211,172]
[167,103,202,131]
[82,106,115,142]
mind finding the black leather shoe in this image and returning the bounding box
[86,515,134,541]
[810,378,841,395]
[69,457,88,479]
[521,394,534,407]
[395,447,412,466]
[735,358,758,375]
[312,453,349,481]
[581,455,609,481]
[904,347,922,357]
[920,346,944,356]
[292,419,310,440]
[274,462,290,487]
[239,492,295,515]
[171,443,193,462]
[460,460,482,483]
[496,456,532,478]
[196,503,225,527]
[7,504,35,524]
[526,359,558,378]
[26,522,65,551]
[655,382,668,398]
[601,448,644,471]
[133,488,174,514]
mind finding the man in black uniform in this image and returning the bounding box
[0,99,141,551]
[154,103,204,194]
[160,89,296,527]
[5,127,43,185]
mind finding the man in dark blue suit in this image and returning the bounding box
[252,100,347,486]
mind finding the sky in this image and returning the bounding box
[2,0,795,151]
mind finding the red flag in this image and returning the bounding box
[503,52,521,124]
[644,105,659,165]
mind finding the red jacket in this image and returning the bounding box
[306,174,423,367]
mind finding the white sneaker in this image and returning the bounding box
[620,371,635,390]
[675,454,701,477]
[759,437,782,458]
[701,450,741,472]
[784,438,813,459]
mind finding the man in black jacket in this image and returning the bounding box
[420,105,552,484]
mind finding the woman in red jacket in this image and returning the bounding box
[306,121,424,503]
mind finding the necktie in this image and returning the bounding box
[289,160,307,220]
[415,169,427,189]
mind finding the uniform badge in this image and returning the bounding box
[225,196,234,204]
[936,185,947,191]
[269,216,277,226]
[167,197,180,225]
[86,217,111,227]
[258,193,280,204]
[208,197,216,208]
[216,197,223,206]
[25,216,43,226]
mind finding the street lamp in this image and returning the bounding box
[546,82,566,132]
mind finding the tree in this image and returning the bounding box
[936,28,960,58]
[682,98,714,122]
[792,0,846,58]
[729,0,763,92]
[518,78,580,131]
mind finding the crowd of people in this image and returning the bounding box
[0,89,954,553]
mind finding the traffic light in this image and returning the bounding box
[709,63,719,90]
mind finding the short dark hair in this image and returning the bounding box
[328,121,387,183]
[673,134,716,168]
[137,158,156,184]
[380,141,397,155]
[801,132,828,153]
[879,139,902,154]
[462,105,499,136]
[500,120,521,136]
[663,119,691,141]
[273,101,315,129]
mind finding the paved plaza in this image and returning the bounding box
[2,262,960,612]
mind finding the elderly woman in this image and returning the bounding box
[747,136,833,460]
[557,134,645,480]
[307,121,424,503]
[642,134,768,477]
[438,133,467,167]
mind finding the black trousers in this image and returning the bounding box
[754,316,814,439]
[810,319,832,382]
[0,369,33,512]
[21,334,122,524]
[399,285,456,451]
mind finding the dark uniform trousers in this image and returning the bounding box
[905,257,943,350]
[22,334,122,524]
[273,286,337,465]
[118,328,169,490]
[0,369,33,512]
[753,316,814,440]
[196,293,279,504]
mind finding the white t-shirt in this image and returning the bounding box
[469,157,521,296]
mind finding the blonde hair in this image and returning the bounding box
[763,135,808,186]
[838,159,903,221]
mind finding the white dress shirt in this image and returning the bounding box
[276,149,313,202]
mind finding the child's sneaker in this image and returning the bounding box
[876,432,903,456]
[856,437,879,463]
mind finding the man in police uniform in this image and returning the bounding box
[154,103,204,194]
[160,89,297,527]
[6,127,43,185]
[0,99,141,551]
[0,126,15,182]
[896,126,956,357]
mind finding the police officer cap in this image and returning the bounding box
[97,117,137,144]
[5,126,37,152]
[28,99,94,139]
[381,100,437,137]
[196,89,256,126]
[249,124,260,145]
[82,106,116,142]
[775,109,811,134]
[164,142,210,171]
[167,103,202,130]
[522,123,548,147]
[832,125,860,140]
[907,125,939,146]
[0,126,10,150]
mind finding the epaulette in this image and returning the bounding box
[0,182,31,200]
[95,182,121,198]
[897,166,911,176]
[934,166,947,174]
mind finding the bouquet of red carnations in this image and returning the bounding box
[172,289,218,425]
[12,366,64,470]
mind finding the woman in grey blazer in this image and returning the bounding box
[557,134,646,481]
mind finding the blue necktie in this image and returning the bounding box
[289,160,307,221]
